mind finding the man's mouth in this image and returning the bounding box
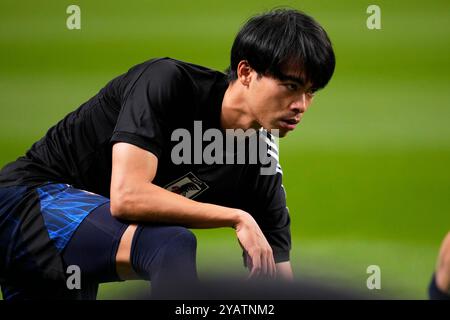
[279,118,300,130]
[283,118,299,125]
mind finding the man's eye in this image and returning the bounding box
[285,83,298,91]
[306,90,316,98]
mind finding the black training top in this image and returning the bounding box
[0,57,291,262]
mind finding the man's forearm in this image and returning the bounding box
[111,180,243,229]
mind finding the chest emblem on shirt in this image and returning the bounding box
[164,172,209,199]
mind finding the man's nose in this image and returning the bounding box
[290,93,309,114]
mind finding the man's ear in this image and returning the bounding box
[237,60,253,87]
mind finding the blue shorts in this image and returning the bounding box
[0,183,128,300]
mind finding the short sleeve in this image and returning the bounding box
[110,59,188,159]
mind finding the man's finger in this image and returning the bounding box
[248,254,261,279]
[261,252,268,275]
[264,252,275,278]
[270,254,277,278]
[246,252,253,271]
[268,254,275,278]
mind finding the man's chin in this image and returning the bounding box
[267,128,288,138]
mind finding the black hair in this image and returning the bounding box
[226,8,335,92]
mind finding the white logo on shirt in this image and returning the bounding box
[164,172,209,199]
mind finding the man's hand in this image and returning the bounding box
[436,232,450,294]
[234,211,276,279]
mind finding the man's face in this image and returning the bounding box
[246,70,314,137]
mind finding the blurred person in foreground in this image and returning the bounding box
[0,9,335,299]
[429,232,450,300]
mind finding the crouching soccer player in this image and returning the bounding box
[0,9,335,299]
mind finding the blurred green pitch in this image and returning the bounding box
[0,0,449,299]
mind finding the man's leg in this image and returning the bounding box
[61,202,130,299]
[115,224,140,280]
[64,202,198,299]
[116,222,198,298]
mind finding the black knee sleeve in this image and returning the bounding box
[130,225,198,297]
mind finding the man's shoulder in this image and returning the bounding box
[135,57,223,78]
[128,57,227,106]
[118,57,224,95]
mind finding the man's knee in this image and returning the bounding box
[130,225,197,280]
[139,226,197,265]
[164,227,197,252]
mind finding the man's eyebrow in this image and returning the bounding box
[277,73,306,86]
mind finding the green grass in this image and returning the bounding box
[1,0,449,300]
